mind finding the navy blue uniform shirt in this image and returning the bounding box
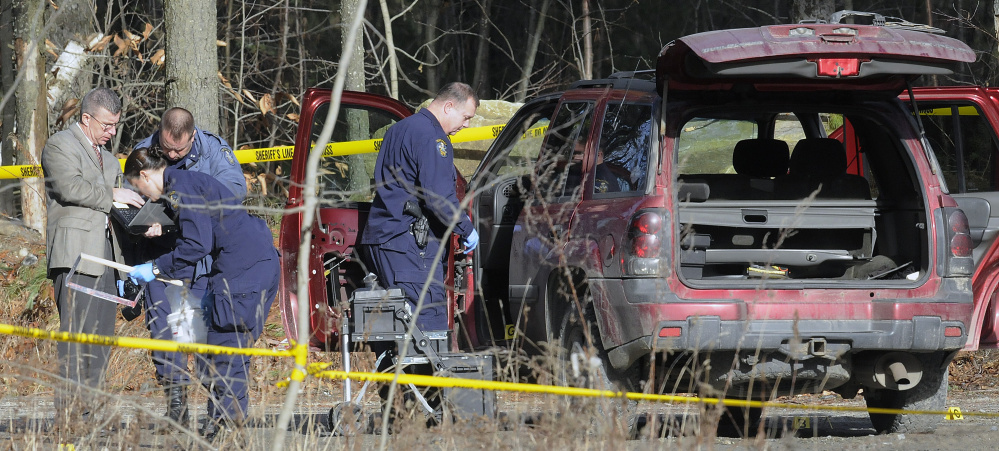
[153,168,277,293]
[361,108,473,247]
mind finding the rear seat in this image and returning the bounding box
[777,138,871,199]
[680,138,790,200]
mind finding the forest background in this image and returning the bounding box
[1,0,998,231]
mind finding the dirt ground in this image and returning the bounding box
[2,218,999,449]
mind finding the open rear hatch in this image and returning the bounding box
[665,24,974,286]
[657,23,976,94]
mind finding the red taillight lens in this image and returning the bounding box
[630,212,662,236]
[949,210,970,235]
[632,234,661,258]
[948,209,973,257]
[951,234,973,258]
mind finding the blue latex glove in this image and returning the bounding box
[116,279,126,296]
[129,262,156,283]
[463,228,479,251]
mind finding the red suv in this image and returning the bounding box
[280,18,981,434]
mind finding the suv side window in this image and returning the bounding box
[922,103,999,193]
[313,103,399,202]
[593,102,652,196]
[535,101,594,201]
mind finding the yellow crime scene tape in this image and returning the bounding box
[301,362,997,419]
[0,123,532,180]
[0,322,295,358]
[0,320,993,421]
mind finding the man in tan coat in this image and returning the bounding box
[41,87,143,427]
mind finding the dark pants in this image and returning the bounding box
[357,235,449,331]
[144,278,208,385]
[199,327,255,423]
[198,261,279,423]
[51,245,117,415]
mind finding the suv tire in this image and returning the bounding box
[556,295,620,391]
[864,352,949,434]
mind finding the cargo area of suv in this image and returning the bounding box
[676,101,928,284]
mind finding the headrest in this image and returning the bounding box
[732,139,790,178]
[789,138,847,178]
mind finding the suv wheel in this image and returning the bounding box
[556,292,638,432]
[864,353,949,434]
[556,298,620,391]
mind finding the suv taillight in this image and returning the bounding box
[939,207,974,277]
[626,209,666,275]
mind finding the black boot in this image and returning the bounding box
[200,418,224,442]
[166,386,189,425]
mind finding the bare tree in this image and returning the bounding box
[0,2,17,216]
[13,0,47,233]
[516,0,552,102]
[581,0,593,79]
[471,0,493,93]
[378,0,401,99]
[164,0,220,133]
[341,0,370,193]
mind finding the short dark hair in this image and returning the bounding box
[435,82,479,108]
[123,145,168,179]
[160,107,195,141]
[81,87,122,117]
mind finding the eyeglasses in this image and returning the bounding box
[87,114,119,132]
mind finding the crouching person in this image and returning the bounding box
[123,145,278,442]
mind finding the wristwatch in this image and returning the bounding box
[150,261,161,276]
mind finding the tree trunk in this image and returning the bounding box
[516,0,551,103]
[581,0,592,80]
[0,2,17,216]
[378,0,400,99]
[424,1,441,95]
[471,0,492,94]
[341,0,369,194]
[791,0,834,23]
[44,0,95,126]
[995,1,999,85]
[13,0,47,234]
[164,0,220,134]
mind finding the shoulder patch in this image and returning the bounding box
[166,191,180,209]
[223,147,236,165]
[436,139,447,157]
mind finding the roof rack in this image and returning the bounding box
[608,70,655,80]
[827,10,945,35]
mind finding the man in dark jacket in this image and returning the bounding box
[358,82,480,332]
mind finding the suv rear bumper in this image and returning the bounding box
[654,316,966,352]
[591,277,972,370]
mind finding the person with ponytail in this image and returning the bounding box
[123,145,278,442]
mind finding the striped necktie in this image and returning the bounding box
[93,144,103,169]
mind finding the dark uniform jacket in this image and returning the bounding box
[153,168,278,331]
[361,108,473,249]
